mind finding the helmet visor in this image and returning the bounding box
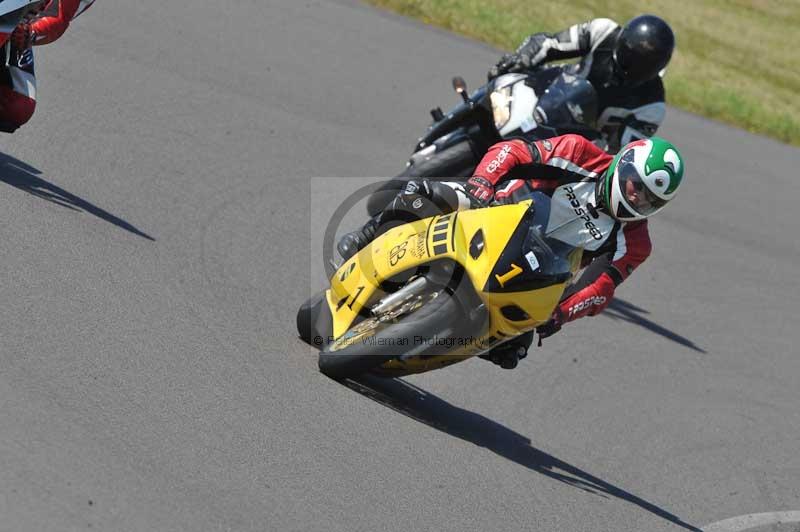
[614,43,665,85]
[616,158,667,217]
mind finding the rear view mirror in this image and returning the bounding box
[452,76,469,103]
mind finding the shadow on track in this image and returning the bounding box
[603,298,706,353]
[342,374,701,532]
[0,152,155,241]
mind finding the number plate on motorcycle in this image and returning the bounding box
[524,250,540,272]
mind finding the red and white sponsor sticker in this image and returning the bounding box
[486,144,512,174]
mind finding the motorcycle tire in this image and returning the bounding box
[317,288,467,380]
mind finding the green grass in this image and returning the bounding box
[365,0,800,146]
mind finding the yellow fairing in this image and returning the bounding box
[455,203,568,330]
[327,215,439,339]
[327,201,580,375]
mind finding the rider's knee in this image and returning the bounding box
[0,88,36,133]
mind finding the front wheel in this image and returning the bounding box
[318,288,468,380]
[366,140,477,217]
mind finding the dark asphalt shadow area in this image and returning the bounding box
[342,374,702,532]
[603,298,706,353]
[0,152,155,241]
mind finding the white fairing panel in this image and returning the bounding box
[0,0,42,32]
[74,0,96,18]
[499,80,538,136]
[0,0,40,15]
[546,182,616,251]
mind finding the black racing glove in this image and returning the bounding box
[488,53,519,79]
[488,34,551,79]
[487,51,536,79]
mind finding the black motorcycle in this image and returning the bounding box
[366,66,601,216]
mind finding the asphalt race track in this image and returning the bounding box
[1,1,799,531]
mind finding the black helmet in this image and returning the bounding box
[613,15,675,86]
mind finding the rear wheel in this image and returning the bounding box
[366,140,477,216]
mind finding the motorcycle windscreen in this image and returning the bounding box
[534,73,599,128]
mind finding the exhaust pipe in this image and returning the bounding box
[371,276,429,317]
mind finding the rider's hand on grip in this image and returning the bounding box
[488,52,537,79]
[465,176,494,207]
[488,53,517,79]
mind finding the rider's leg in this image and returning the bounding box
[0,45,36,133]
[337,180,472,260]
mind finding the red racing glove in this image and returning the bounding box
[465,176,494,206]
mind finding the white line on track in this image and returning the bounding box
[702,512,800,532]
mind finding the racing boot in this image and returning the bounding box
[479,331,533,369]
[337,215,381,260]
[337,178,457,260]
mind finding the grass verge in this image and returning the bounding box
[365,0,800,147]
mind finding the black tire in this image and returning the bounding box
[318,289,471,380]
[297,290,333,346]
[366,141,477,217]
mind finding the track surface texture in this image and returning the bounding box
[1,1,799,531]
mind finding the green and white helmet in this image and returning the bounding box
[599,137,685,222]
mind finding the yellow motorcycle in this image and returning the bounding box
[297,192,586,379]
